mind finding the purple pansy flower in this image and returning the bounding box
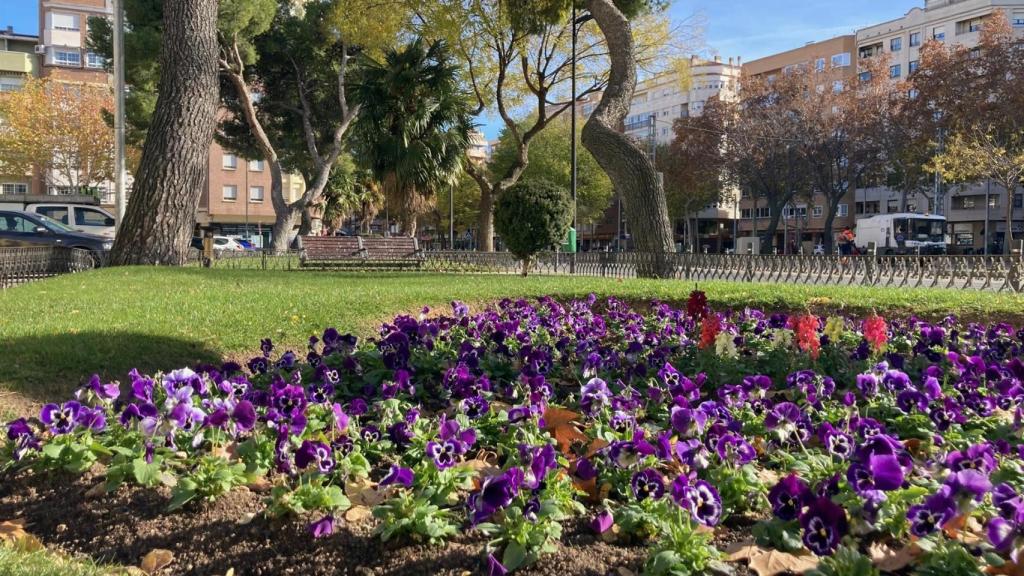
[294,441,335,474]
[630,468,665,501]
[768,474,810,521]
[800,498,848,556]
[40,401,82,435]
[380,464,414,488]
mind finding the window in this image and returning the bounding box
[890,64,902,78]
[784,205,808,218]
[222,154,237,170]
[1014,194,1023,208]
[248,159,264,172]
[909,32,921,47]
[1014,12,1024,27]
[53,50,81,67]
[74,208,115,227]
[50,12,80,31]
[741,208,752,219]
[0,183,28,195]
[959,196,978,209]
[35,207,69,224]
[909,60,920,74]
[222,185,238,201]
[815,58,826,72]
[859,71,873,82]
[832,80,845,93]
[0,80,23,92]
[85,52,105,69]
[837,204,849,217]
[249,186,264,202]
[887,199,900,212]
[756,207,771,219]
[957,17,984,34]
[890,37,902,52]
[0,214,35,233]
[933,26,945,41]
[830,52,851,68]
[812,206,823,218]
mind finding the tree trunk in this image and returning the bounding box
[476,185,495,252]
[109,0,219,266]
[581,0,675,277]
[822,199,840,255]
[1005,181,1016,255]
[271,208,300,251]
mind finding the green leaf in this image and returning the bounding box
[132,458,161,486]
[502,541,528,572]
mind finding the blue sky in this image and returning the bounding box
[4,0,921,138]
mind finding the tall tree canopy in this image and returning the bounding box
[217,0,412,251]
[351,38,474,237]
[0,79,114,195]
[489,114,613,226]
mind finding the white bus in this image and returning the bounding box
[855,213,947,255]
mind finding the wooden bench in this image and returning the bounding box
[299,236,423,270]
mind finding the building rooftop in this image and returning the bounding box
[0,26,39,42]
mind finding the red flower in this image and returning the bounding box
[687,290,709,320]
[698,314,720,350]
[862,315,888,354]
[790,314,821,360]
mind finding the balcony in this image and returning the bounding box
[0,51,37,75]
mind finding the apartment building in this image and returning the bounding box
[38,0,110,86]
[740,36,860,253]
[855,0,1024,253]
[196,142,307,247]
[0,27,42,196]
[579,56,742,252]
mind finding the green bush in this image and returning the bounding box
[494,180,572,275]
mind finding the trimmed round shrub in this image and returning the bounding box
[494,180,572,275]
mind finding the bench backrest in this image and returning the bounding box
[303,236,364,259]
[361,236,420,258]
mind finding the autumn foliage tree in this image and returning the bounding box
[0,78,114,195]
[916,11,1024,254]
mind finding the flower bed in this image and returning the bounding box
[4,293,1024,575]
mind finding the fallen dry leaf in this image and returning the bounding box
[460,459,501,478]
[344,506,373,523]
[85,482,108,499]
[345,478,387,507]
[140,548,174,575]
[0,518,28,543]
[727,541,818,576]
[542,406,589,455]
[868,541,921,572]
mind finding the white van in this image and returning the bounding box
[26,204,116,238]
[0,196,116,238]
[855,213,947,255]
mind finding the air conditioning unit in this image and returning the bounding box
[34,45,47,54]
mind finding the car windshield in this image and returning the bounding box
[35,213,75,232]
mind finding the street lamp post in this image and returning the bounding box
[570,9,592,253]
[113,0,127,228]
[985,178,991,256]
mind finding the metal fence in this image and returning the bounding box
[420,251,1024,293]
[0,247,97,289]
[184,249,303,271]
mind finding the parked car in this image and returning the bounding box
[189,235,247,254]
[0,210,113,265]
[0,196,116,238]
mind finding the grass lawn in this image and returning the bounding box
[0,548,114,576]
[1,267,1023,409]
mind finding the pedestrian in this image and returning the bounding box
[839,226,855,256]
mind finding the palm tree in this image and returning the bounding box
[351,38,473,237]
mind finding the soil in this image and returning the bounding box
[0,467,671,576]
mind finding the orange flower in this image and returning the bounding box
[698,314,720,350]
[863,315,888,354]
[790,314,821,360]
